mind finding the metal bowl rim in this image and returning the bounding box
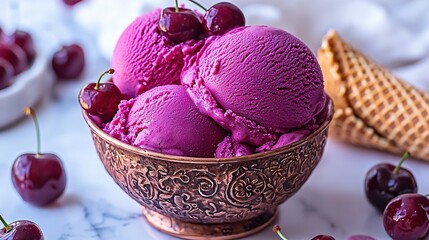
[82,97,333,164]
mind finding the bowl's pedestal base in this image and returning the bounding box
[142,208,278,240]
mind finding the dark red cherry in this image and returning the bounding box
[78,69,122,122]
[12,153,66,206]
[158,7,202,43]
[12,108,66,206]
[311,235,336,240]
[273,225,337,240]
[0,58,14,90]
[364,152,417,212]
[62,0,83,6]
[2,30,36,64]
[383,193,429,240]
[202,2,245,36]
[346,235,375,240]
[0,215,44,240]
[51,43,85,80]
[0,43,28,75]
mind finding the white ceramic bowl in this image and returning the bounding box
[0,38,54,128]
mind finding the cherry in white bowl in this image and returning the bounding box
[0,30,54,128]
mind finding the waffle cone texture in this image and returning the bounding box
[318,30,429,162]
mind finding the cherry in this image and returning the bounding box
[78,69,122,122]
[0,215,44,240]
[311,235,336,240]
[12,107,67,206]
[383,193,429,240]
[273,225,336,240]
[62,0,83,7]
[51,43,85,80]
[0,43,28,75]
[272,225,288,240]
[2,30,36,64]
[158,0,202,43]
[197,1,245,36]
[364,152,417,212]
[0,58,14,90]
[346,235,375,240]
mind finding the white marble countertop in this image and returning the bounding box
[1,1,429,240]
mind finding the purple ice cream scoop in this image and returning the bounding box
[103,85,226,157]
[111,9,203,99]
[182,26,327,147]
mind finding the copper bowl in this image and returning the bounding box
[82,100,333,240]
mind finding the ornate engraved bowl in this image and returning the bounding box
[82,100,333,240]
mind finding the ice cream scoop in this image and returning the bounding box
[111,9,203,99]
[182,26,327,147]
[104,84,226,157]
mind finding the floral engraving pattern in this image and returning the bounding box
[91,127,328,224]
[226,168,266,207]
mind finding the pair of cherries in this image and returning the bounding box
[158,1,245,43]
[364,152,428,240]
[273,152,428,240]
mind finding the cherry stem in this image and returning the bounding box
[95,68,114,90]
[393,151,409,174]
[24,107,41,156]
[0,215,11,233]
[272,225,288,240]
[175,0,179,12]
[188,0,207,12]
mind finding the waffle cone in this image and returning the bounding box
[318,30,429,161]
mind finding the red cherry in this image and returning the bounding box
[78,69,122,122]
[158,5,202,43]
[273,225,337,240]
[0,215,44,240]
[201,2,245,36]
[0,43,28,75]
[2,30,36,64]
[0,58,14,90]
[62,0,83,7]
[311,235,336,240]
[11,107,66,206]
[383,193,429,240]
[346,235,376,240]
[51,43,85,80]
[364,152,417,212]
